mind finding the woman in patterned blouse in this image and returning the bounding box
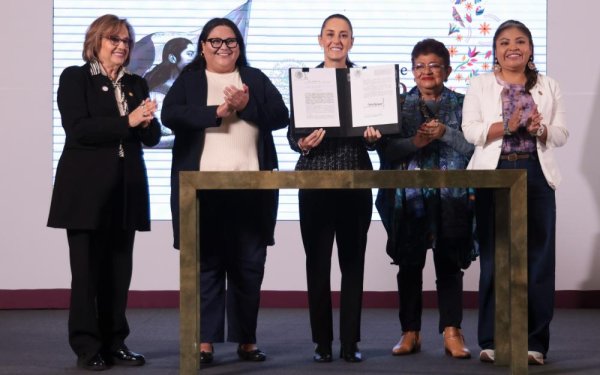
[462,20,568,366]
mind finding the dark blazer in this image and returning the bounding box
[161,66,289,249]
[48,63,161,231]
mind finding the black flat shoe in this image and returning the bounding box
[200,345,214,364]
[340,343,362,363]
[77,353,107,371]
[313,343,333,363]
[237,345,266,361]
[110,347,145,366]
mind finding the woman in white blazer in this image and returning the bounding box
[462,20,568,366]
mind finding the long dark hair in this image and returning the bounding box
[493,19,538,92]
[183,18,249,73]
[319,14,354,67]
[144,37,193,89]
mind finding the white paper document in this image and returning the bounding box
[289,65,401,136]
[349,65,399,127]
[290,68,340,129]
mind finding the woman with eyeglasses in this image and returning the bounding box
[287,14,381,363]
[376,38,476,360]
[462,20,568,366]
[161,18,289,364]
[47,14,161,371]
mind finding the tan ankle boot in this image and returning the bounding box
[392,331,421,355]
[443,327,471,359]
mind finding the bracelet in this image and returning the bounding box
[298,142,310,156]
[503,119,512,136]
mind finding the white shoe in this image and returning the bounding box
[528,351,544,365]
[479,349,495,363]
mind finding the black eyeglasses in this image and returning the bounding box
[206,38,239,49]
[413,63,445,73]
[105,36,131,47]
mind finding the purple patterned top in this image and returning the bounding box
[497,75,536,154]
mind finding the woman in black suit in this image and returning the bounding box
[47,14,161,371]
[287,14,380,363]
[161,18,289,364]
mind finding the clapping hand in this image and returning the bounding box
[414,119,445,147]
[224,84,250,112]
[129,98,157,128]
[526,105,544,136]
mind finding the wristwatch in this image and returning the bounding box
[535,124,546,137]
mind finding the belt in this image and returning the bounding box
[499,153,532,161]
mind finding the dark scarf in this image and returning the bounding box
[376,86,477,267]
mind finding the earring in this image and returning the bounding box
[527,57,537,70]
[493,58,501,72]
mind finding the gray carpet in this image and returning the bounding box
[0,308,598,374]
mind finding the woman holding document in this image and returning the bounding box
[287,13,381,363]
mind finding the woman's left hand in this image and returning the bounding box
[224,84,249,112]
[129,98,157,128]
[363,126,382,144]
[526,106,544,136]
[417,119,446,140]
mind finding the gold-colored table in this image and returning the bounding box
[178,170,528,374]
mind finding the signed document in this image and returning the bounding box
[349,65,398,128]
[289,65,401,137]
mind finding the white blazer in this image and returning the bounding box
[462,73,568,189]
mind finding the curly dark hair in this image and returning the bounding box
[411,38,450,69]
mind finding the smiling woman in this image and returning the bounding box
[462,20,568,366]
[160,17,289,364]
[375,38,476,360]
[51,1,549,222]
[47,13,161,371]
[286,14,382,364]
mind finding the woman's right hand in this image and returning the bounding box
[216,102,234,119]
[506,106,523,133]
[298,128,326,154]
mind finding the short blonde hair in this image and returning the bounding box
[82,14,135,66]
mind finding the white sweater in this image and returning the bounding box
[200,70,259,171]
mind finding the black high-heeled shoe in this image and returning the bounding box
[237,344,266,361]
[340,343,362,363]
[313,343,332,363]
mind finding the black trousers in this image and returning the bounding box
[66,228,135,361]
[199,190,267,343]
[299,189,372,345]
[396,242,464,334]
[477,155,556,355]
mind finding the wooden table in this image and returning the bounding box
[178,170,528,374]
